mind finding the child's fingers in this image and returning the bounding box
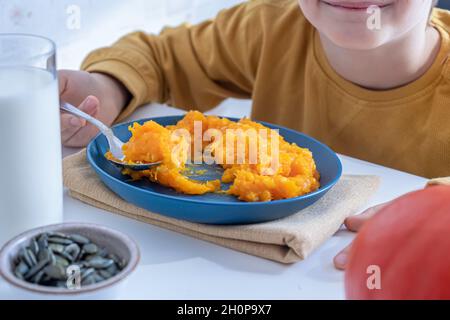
[58,70,70,96]
[61,113,86,142]
[61,96,99,144]
[334,243,352,270]
[333,202,391,270]
[64,123,100,148]
[344,201,390,232]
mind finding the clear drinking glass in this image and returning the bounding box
[0,34,63,246]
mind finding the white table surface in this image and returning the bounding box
[0,101,428,300]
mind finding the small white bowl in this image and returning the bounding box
[0,223,140,299]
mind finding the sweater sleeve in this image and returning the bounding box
[81,2,264,122]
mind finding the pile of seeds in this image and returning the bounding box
[12,232,126,288]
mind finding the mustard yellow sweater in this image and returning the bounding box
[82,0,450,179]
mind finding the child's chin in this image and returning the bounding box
[326,30,387,50]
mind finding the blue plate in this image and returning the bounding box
[87,116,342,225]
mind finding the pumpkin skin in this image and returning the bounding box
[345,186,450,300]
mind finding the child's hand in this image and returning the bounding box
[334,183,447,270]
[333,201,391,270]
[59,70,129,147]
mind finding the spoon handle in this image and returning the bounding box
[60,102,110,133]
[60,102,125,159]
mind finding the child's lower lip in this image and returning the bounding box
[321,1,392,11]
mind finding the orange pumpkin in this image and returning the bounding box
[345,186,450,300]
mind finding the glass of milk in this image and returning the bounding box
[0,34,63,246]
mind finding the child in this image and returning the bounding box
[59,0,450,267]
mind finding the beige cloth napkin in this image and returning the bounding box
[63,150,380,264]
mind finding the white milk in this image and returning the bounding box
[0,67,63,245]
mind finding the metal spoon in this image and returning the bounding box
[60,102,161,171]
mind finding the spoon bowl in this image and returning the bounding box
[60,102,161,171]
[107,158,161,171]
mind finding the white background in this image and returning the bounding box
[0,0,244,69]
[0,0,251,117]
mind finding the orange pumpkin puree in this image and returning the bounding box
[108,111,320,202]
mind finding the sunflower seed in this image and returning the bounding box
[105,263,119,276]
[81,275,96,286]
[30,239,39,256]
[48,232,70,238]
[55,251,74,262]
[68,234,90,245]
[14,261,29,279]
[98,269,112,279]
[49,251,56,265]
[31,270,46,284]
[107,253,120,263]
[24,258,49,280]
[44,264,66,280]
[82,254,98,262]
[92,273,105,283]
[41,273,53,283]
[37,247,51,262]
[48,237,73,245]
[98,248,109,258]
[64,243,80,259]
[54,255,70,268]
[19,248,32,268]
[37,234,48,248]
[37,235,49,261]
[18,248,27,265]
[48,243,65,254]
[72,261,87,269]
[26,249,37,266]
[82,243,98,255]
[118,259,127,270]
[81,268,95,280]
[87,257,114,269]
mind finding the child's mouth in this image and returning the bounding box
[321,1,393,11]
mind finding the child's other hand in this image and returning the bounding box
[59,70,129,147]
[333,201,391,270]
[334,183,444,270]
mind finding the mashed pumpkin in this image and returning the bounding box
[108,111,320,202]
